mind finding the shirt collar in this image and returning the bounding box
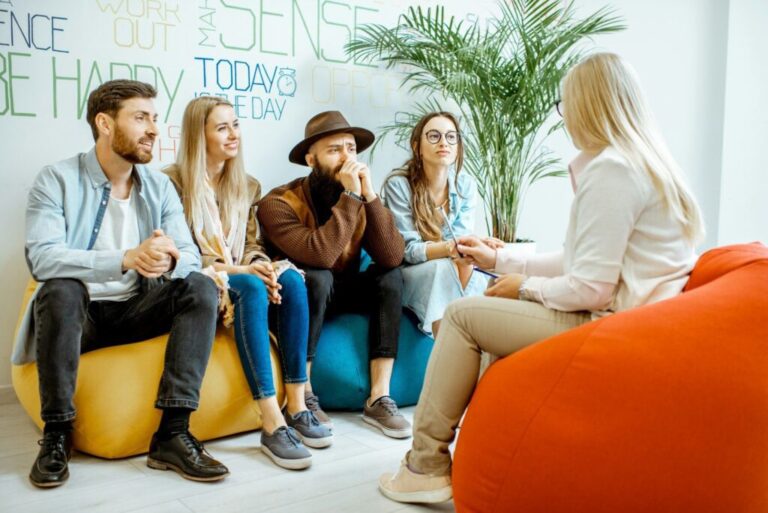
[84,146,144,192]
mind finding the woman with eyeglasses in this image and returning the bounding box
[381,112,494,337]
[378,53,704,504]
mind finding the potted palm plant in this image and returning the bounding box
[346,0,625,242]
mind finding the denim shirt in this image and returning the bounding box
[382,170,478,264]
[12,147,201,364]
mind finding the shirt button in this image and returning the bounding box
[102,201,107,205]
[94,228,98,233]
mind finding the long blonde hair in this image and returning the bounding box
[384,112,464,242]
[562,52,704,243]
[166,96,249,234]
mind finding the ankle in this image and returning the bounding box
[367,393,388,406]
[406,462,425,475]
[285,406,307,417]
[157,407,192,439]
[44,420,73,434]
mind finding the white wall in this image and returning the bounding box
[718,0,768,245]
[520,0,730,251]
[0,0,762,388]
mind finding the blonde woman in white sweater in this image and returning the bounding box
[378,52,705,504]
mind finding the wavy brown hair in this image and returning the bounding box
[385,112,464,242]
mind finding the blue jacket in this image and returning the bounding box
[13,147,201,364]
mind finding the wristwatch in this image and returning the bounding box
[344,190,364,202]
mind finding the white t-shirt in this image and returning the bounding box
[86,193,141,301]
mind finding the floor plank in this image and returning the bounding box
[0,401,456,513]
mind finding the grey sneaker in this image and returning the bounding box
[260,426,312,470]
[285,410,333,449]
[363,396,412,439]
[304,390,333,429]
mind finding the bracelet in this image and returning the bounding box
[344,190,364,202]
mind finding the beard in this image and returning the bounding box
[308,161,344,226]
[112,125,154,164]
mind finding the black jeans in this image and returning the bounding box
[34,273,219,423]
[303,265,403,362]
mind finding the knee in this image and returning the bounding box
[179,272,219,312]
[232,274,268,303]
[37,279,88,311]
[304,269,333,303]
[376,267,403,297]
[277,269,307,300]
[443,296,480,328]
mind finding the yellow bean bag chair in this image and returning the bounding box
[12,281,282,459]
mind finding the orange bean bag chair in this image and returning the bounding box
[452,243,768,513]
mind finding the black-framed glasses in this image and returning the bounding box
[554,100,563,117]
[425,129,460,145]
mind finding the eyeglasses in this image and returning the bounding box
[424,129,460,145]
[554,100,563,117]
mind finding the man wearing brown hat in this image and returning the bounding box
[258,111,410,438]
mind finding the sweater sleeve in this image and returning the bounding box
[257,193,362,268]
[362,197,405,268]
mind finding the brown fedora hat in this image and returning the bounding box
[288,111,375,165]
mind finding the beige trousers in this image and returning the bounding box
[407,296,592,476]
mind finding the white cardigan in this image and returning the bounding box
[496,147,697,316]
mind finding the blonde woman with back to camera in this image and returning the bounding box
[378,52,705,504]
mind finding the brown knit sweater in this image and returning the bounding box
[257,177,404,273]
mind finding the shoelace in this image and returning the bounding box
[376,396,400,416]
[276,427,302,448]
[177,431,209,457]
[38,433,67,456]
[305,394,321,412]
[296,410,321,427]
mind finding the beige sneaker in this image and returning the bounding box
[362,396,412,439]
[378,460,452,504]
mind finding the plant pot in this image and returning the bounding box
[504,241,537,259]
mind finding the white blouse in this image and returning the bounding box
[497,147,697,316]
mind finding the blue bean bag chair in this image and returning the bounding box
[309,252,435,410]
[310,309,434,410]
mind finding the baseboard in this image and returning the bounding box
[0,384,17,405]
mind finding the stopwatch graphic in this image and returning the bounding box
[277,68,297,97]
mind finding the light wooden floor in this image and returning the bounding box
[0,400,456,513]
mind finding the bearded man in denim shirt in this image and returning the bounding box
[17,80,229,487]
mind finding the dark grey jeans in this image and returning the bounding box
[303,265,403,362]
[34,273,219,423]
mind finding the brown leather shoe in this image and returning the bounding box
[147,431,229,482]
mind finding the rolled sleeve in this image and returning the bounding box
[160,179,201,279]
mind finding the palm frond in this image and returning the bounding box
[346,0,625,241]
